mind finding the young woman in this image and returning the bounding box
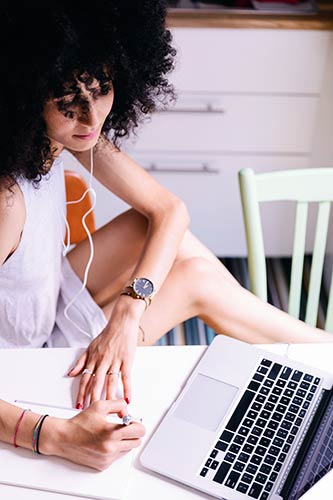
[0,3,332,470]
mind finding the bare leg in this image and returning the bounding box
[68,209,333,346]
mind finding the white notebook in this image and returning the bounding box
[0,402,133,500]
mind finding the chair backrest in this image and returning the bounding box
[64,170,96,245]
[238,167,333,332]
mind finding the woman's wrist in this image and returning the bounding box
[38,416,67,457]
[117,293,147,318]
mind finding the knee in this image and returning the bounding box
[178,257,216,302]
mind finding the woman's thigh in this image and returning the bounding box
[67,208,148,307]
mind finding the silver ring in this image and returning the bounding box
[82,368,95,377]
[107,370,120,376]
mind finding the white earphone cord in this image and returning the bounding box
[63,148,96,339]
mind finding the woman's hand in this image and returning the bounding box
[68,296,146,408]
[40,400,145,471]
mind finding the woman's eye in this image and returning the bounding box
[64,110,75,119]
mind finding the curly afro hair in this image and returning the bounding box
[0,2,176,184]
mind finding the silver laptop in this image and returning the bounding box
[140,335,333,500]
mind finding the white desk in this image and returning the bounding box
[1,341,333,499]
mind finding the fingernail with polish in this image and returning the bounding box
[125,397,130,405]
[76,403,83,410]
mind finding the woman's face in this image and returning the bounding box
[43,78,114,155]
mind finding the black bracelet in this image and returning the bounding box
[35,414,49,455]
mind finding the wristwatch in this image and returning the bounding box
[120,277,155,308]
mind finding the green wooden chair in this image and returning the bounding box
[238,167,333,332]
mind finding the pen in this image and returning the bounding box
[14,400,143,425]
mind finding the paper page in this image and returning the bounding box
[0,402,134,500]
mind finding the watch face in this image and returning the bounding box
[133,278,154,298]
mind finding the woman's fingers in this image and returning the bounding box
[121,368,131,405]
[76,368,96,408]
[68,351,87,377]
[90,363,110,403]
[106,365,122,400]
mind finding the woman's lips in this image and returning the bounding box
[74,129,98,140]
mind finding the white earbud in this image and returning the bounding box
[63,148,96,339]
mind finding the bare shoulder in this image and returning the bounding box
[0,181,26,266]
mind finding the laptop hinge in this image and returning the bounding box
[278,386,333,499]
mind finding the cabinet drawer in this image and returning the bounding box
[169,28,331,94]
[129,152,314,257]
[128,95,319,154]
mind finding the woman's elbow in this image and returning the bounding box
[169,196,191,228]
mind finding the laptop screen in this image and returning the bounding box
[286,389,333,500]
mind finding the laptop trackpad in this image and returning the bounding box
[172,373,239,432]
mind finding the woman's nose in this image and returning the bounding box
[79,102,99,128]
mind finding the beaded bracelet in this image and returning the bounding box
[13,408,30,448]
[32,414,49,454]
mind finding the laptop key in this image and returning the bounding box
[253,373,264,382]
[216,441,228,451]
[249,482,263,498]
[250,455,263,466]
[277,429,288,439]
[257,366,268,374]
[234,435,245,445]
[213,462,232,484]
[261,359,272,367]
[237,482,249,494]
[280,367,292,380]
[243,444,255,454]
[220,430,233,442]
[211,460,219,470]
[210,449,218,458]
[234,461,246,472]
[252,402,263,412]
[264,455,276,466]
[200,468,209,477]
[267,363,282,380]
[249,381,261,392]
[265,481,274,492]
[229,444,241,454]
[248,435,259,445]
[224,453,236,463]
[255,473,268,484]
[260,464,272,475]
[205,459,212,467]
[241,472,253,484]
[280,396,290,406]
[238,452,250,463]
[260,493,269,500]
[225,390,255,433]
[225,470,240,489]
[304,374,313,382]
[263,429,275,439]
[246,463,258,475]
[291,370,303,382]
[259,437,270,448]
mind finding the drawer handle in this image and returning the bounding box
[160,104,225,114]
[145,163,219,174]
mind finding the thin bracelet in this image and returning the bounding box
[13,408,30,448]
[32,414,49,454]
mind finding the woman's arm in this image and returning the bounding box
[71,140,190,290]
[0,399,145,470]
[69,141,190,405]
[0,183,25,265]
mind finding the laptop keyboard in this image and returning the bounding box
[199,358,321,499]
